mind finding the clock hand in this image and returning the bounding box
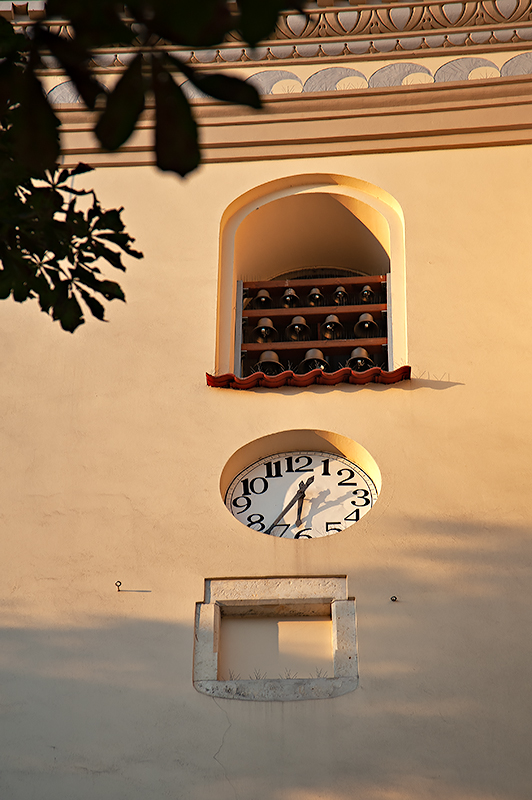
[295,477,314,526]
[265,475,315,535]
[295,494,304,527]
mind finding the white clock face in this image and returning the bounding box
[225,451,378,539]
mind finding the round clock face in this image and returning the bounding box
[225,451,378,539]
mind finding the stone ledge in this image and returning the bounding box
[195,676,359,701]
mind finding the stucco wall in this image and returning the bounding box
[2,144,532,799]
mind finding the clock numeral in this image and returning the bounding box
[269,523,290,537]
[321,458,331,476]
[344,508,360,522]
[241,477,269,496]
[246,513,266,531]
[294,455,313,472]
[326,522,342,532]
[351,489,371,507]
[284,455,313,473]
[294,528,313,539]
[264,460,282,479]
[232,496,252,514]
[337,468,358,487]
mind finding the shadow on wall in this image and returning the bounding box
[2,518,532,800]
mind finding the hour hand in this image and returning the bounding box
[295,494,304,527]
[295,476,314,526]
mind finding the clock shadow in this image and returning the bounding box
[305,488,358,520]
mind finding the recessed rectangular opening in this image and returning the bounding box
[217,615,333,681]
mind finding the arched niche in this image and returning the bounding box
[234,193,390,281]
[216,174,407,374]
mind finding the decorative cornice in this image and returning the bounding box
[17,1,532,71]
[197,1,532,64]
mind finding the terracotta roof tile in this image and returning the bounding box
[206,365,411,389]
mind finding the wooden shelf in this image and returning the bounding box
[243,303,387,321]
[243,338,387,353]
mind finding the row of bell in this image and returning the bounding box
[250,313,381,343]
[252,285,377,309]
[254,348,376,375]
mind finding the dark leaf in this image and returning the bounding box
[0,58,21,113]
[72,265,125,300]
[237,0,303,46]
[128,0,233,47]
[35,276,55,313]
[62,185,96,197]
[152,57,199,177]
[11,66,60,174]
[92,242,126,271]
[0,15,27,57]
[27,186,64,214]
[95,54,145,151]
[79,288,106,320]
[53,291,85,332]
[97,279,125,302]
[187,69,261,109]
[69,162,94,177]
[92,208,124,232]
[11,264,33,302]
[99,232,143,258]
[36,27,103,110]
[0,268,12,300]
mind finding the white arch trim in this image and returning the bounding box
[216,173,407,375]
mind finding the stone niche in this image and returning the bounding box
[193,576,358,701]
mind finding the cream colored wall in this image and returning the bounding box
[2,144,532,800]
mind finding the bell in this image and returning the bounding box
[359,284,374,304]
[256,350,285,376]
[347,347,375,372]
[297,348,329,374]
[353,312,380,338]
[252,317,279,344]
[320,314,344,340]
[307,287,325,307]
[333,286,349,306]
[253,289,272,309]
[280,288,300,308]
[285,315,311,342]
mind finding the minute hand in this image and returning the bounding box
[265,475,315,535]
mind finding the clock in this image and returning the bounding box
[224,450,378,539]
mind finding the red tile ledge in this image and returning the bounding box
[206,365,411,389]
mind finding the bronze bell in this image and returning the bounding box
[280,288,300,308]
[320,314,344,340]
[285,315,311,342]
[297,348,329,374]
[347,347,375,372]
[253,289,272,309]
[307,287,325,307]
[353,312,380,338]
[252,317,279,344]
[359,284,374,304]
[255,350,285,376]
[333,285,349,306]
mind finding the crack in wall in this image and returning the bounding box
[212,698,237,800]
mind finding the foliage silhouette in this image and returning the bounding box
[0,1,301,330]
